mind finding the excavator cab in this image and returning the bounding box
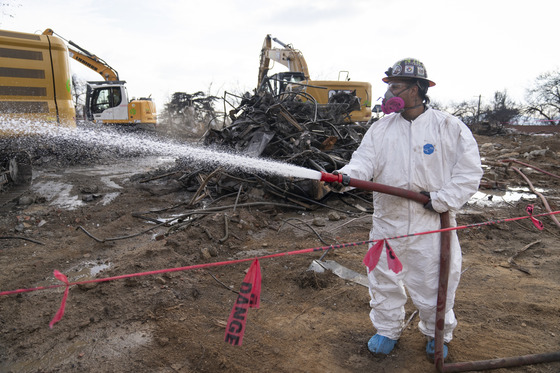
[90,86,122,114]
[260,72,307,97]
[85,81,128,122]
[85,81,156,128]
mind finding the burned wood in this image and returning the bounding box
[218,214,229,243]
[499,240,542,275]
[188,168,223,207]
[204,91,371,173]
[279,218,331,246]
[0,236,45,245]
[76,223,167,243]
[508,240,541,265]
[138,171,181,183]
[139,88,377,209]
[253,174,360,215]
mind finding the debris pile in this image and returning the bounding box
[133,162,374,214]
[469,121,505,136]
[127,87,379,210]
[204,91,371,173]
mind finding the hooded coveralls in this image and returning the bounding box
[339,107,482,342]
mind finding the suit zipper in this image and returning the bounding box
[407,121,412,235]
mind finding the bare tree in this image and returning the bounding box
[71,74,87,121]
[525,70,560,124]
[482,90,519,124]
[159,91,220,138]
[0,1,20,26]
[439,100,479,125]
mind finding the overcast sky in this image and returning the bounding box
[2,0,559,112]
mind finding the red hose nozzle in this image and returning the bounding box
[320,171,343,183]
[320,172,351,186]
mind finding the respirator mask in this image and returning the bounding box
[380,84,411,115]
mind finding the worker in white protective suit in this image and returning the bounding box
[336,58,482,361]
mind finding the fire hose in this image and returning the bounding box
[319,171,560,372]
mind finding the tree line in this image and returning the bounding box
[433,70,560,126]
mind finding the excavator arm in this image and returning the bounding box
[41,28,155,126]
[42,29,119,81]
[258,34,310,87]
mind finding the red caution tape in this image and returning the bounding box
[1,207,558,331]
[224,258,261,346]
[385,240,403,273]
[49,270,69,329]
[526,204,544,230]
[363,240,384,272]
[363,239,402,274]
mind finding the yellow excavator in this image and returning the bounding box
[257,35,372,122]
[0,28,156,205]
[42,29,156,127]
[0,28,76,205]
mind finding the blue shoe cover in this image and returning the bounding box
[367,334,397,354]
[426,338,448,361]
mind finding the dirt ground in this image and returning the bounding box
[1,127,559,373]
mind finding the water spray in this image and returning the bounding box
[0,120,326,181]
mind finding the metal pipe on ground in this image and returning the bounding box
[442,352,560,372]
[500,158,560,180]
[318,171,560,372]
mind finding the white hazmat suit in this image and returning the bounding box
[339,107,482,342]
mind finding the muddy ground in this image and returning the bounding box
[1,127,559,373]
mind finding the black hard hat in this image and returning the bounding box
[382,58,436,87]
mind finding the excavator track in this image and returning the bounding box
[0,152,33,208]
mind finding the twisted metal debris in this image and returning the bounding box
[204,91,373,174]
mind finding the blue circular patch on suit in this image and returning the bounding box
[423,143,434,155]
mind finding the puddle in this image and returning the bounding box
[65,156,176,177]
[68,261,112,282]
[100,192,120,205]
[29,261,112,292]
[100,176,123,189]
[30,156,176,210]
[469,186,542,207]
[31,180,85,210]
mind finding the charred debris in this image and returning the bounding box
[205,89,367,169]
[149,87,376,212]
[143,86,560,222]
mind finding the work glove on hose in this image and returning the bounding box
[420,191,436,212]
[329,170,346,193]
